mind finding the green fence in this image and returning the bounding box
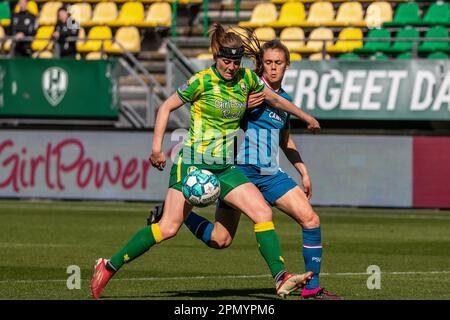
[0,58,120,119]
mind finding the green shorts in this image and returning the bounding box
[168,153,250,200]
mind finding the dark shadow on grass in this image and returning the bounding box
[103,287,292,300]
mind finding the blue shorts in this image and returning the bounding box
[218,165,298,208]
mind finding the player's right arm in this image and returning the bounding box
[150,93,185,171]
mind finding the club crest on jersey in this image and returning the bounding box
[213,85,220,94]
[239,82,247,94]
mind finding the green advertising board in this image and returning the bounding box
[0,58,120,119]
[188,59,450,121]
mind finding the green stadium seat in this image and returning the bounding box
[382,27,419,53]
[0,1,10,26]
[418,26,449,53]
[396,52,413,60]
[369,52,389,61]
[354,28,391,54]
[339,52,360,60]
[417,2,450,26]
[384,2,421,27]
[427,52,449,60]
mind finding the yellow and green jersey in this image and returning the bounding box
[176,65,265,165]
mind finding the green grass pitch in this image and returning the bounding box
[0,200,449,300]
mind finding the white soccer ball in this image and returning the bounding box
[182,169,221,207]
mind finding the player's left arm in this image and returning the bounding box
[280,129,312,200]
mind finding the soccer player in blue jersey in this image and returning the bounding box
[148,40,342,300]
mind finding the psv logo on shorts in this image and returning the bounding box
[42,67,68,107]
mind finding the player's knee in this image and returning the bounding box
[303,212,320,229]
[210,234,233,249]
[159,224,179,240]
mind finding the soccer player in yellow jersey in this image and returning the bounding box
[90,23,320,299]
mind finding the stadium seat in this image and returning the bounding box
[296,27,333,53]
[83,2,118,27]
[32,50,53,59]
[290,52,302,61]
[14,1,38,16]
[309,52,330,61]
[196,53,213,60]
[365,1,393,28]
[267,2,305,28]
[418,2,450,26]
[354,28,391,54]
[227,26,250,40]
[369,52,389,61]
[0,1,11,27]
[253,27,276,45]
[69,3,92,26]
[396,52,412,60]
[339,52,360,60]
[324,1,365,27]
[427,52,448,60]
[105,26,141,54]
[108,2,145,27]
[77,26,112,52]
[297,1,334,27]
[38,2,62,25]
[384,2,421,27]
[31,26,55,51]
[382,27,419,53]
[418,26,449,53]
[76,27,86,52]
[326,27,363,53]
[280,27,305,53]
[135,2,171,28]
[238,3,278,28]
[85,51,107,60]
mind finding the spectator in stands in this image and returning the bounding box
[12,0,37,57]
[52,6,79,58]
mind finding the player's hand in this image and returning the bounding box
[306,117,321,134]
[302,174,312,200]
[150,151,166,171]
[247,91,265,108]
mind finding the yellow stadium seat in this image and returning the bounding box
[85,51,107,60]
[14,1,38,16]
[253,27,276,46]
[296,27,333,53]
[297,1,334,27]
[280,27,305,52]
[289,52,302,61]
[108,2,145,27]
[77,25,112,52]
[365,1,393,28]
[135,2,171,28]
[326,27,363,53]
[38,2,62,25]
[268,2,305,28]
[239,3,277,28]
[324,2,365,27]
[105,26,141,54]
[196,53,214,60]
[69,3,92,26]
[76,27,86,52]
[32,50,53,59]
[83,2,118,27]
[31,26,55,51]
[309,52,330,61]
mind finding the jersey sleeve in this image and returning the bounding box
[176,74,203,103]
[246,69,265,94]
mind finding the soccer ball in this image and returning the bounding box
[182,169,221,207]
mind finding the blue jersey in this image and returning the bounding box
[235,84,292,174]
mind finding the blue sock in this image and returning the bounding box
[184,212,213,246]
[302,227,322,290]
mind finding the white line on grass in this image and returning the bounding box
[1,271,449,285]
